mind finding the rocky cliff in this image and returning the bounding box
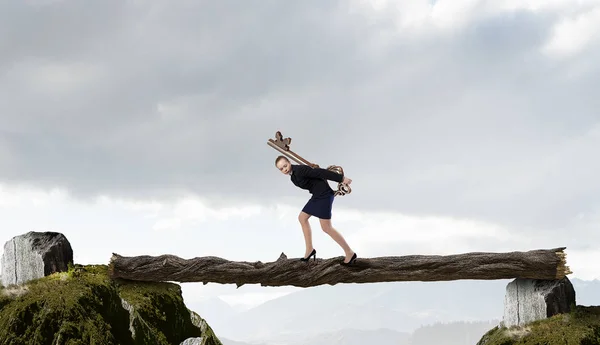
[476,276,600,344]
[0,232,222,345]
[477,305,600,344]
[0,264,222,345]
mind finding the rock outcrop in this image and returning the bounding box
[0,264,223,345]
[478,305,600,344]
[502,277,576,327]
[1,231,73,287]
[0,231,222,345]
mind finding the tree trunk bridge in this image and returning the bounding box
[107,247,571,288]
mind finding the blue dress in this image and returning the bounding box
[290,164,344,220]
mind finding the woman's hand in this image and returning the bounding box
[343,177,352,185]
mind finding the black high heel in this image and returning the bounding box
[300,249,316,262]
[341,252,357,266]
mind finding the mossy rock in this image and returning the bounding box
[0,264,223,345]
[477,305,600,345]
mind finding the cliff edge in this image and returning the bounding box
[0,264,223,345]
[477,305,600,344]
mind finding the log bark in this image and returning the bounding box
[107,247,571,288]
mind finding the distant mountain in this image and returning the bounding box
[293,328,411,345]
[203,277,600,344]
[214,279,510,341]
[410,320,500,345]
[221,303,418,344]
[220,322,498,345]
[571,278,600,305]
[188,296,239,335]
[220,338,270,345]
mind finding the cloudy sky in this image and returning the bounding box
[1,0,599,309]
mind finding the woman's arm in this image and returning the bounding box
[297,165,344,183]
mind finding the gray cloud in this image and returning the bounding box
[1,1,599,233]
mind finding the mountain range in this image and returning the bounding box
[189,277,600,345]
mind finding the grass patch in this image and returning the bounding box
[477,305,600,345]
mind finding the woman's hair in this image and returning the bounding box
[275,155,289,165]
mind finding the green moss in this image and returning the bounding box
[477,305,600,345]
[0,264,223,345]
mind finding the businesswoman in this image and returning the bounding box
[275,155,357,265]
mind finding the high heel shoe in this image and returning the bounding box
[300,249,316,262]
[341,252,357,266]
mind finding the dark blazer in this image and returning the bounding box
[290,164,344,198]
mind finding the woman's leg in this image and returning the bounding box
[298,211,314,258]
[319,218,355,263]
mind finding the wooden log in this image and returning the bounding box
[107,248,571,288]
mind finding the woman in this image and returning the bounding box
[275,155,357,265]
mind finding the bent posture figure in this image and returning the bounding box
[275,155,357,265]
